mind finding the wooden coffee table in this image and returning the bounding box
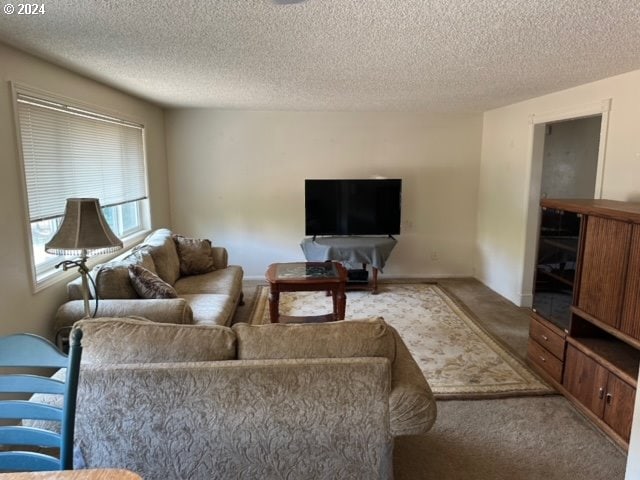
[265,262,347,323]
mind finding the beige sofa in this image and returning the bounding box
[68,316,437,479]
[53,229,244,334]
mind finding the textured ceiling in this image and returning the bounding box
[1,0,640,112]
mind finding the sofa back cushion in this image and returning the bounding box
[143,229,181,285]
[92,249,156,299]
[233,317,395,362]
[172,235,216,276]
[74,317,236,364]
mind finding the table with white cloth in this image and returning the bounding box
[300,236,397,294]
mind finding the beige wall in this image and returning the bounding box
[165,109,482,278]
[476,68,640,305]
[0,43,171,338]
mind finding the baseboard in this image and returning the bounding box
[520,292,533,308]
[244,273,473,281]
[382,273,471,279]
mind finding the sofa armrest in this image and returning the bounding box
[388,326,437,436]
[54,299,194,332]
[211,246,228,269]
[75,358,393,479]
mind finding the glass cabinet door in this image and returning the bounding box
[532,207,581,331]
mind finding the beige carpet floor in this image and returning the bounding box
[249,283,552,399]
[395,396,627,480]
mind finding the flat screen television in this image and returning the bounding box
[305,179,402,236]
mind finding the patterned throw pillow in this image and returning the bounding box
[128,264,178,299]
[172,234,216,276]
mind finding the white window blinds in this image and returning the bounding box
[16,92,148,222]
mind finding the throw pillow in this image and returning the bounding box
[73,317,237,364]
[172,234,215,276]
[143,229,181,285]
[128,264,178,299]
[232,317,396,362]
[92,249,156,299]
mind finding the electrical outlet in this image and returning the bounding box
[430,251,439,262]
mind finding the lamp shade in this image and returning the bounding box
[45,198,123,256]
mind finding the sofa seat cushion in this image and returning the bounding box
[143,228,181,285]
[73,317,236,363]
[182,294,237,326]
[174,265,243,298]
[233,317,395,361]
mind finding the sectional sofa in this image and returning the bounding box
[67,316,437,479]
[53,228,244,335]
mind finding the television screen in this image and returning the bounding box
[305,179,402,236]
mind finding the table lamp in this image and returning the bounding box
[45,198,123,318]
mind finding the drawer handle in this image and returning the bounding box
[539,356,546,363]
[541,334,549,341]
[598,387,604,400]
[606,393,613,404]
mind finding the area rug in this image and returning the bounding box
[249,283,553,399]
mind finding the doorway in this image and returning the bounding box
[520,100,611,308]
[539,116,601,200]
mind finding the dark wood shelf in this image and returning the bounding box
[540,236,579,253]
[571,306,640,351]
[567,336,639,387]
[537,268,575,287]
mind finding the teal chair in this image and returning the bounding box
[0,329,82,472]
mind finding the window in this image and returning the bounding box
[13,86,150,288]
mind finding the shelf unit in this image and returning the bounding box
[527,199,640,449]
[532,207,581,332]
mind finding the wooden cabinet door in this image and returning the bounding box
[603,374,636,442]
[563,345,608,417]
[577,216,631,328]
[621,225,640,340]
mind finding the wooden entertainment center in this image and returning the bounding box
[528,198,640,449]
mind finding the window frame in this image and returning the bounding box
[11,83,152,292]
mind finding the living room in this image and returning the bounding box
[1,1,640,478]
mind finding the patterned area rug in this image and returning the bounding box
[249,283,553,399]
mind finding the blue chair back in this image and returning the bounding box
[0,329,82,472]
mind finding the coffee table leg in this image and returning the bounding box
[268,289,280,323]
[337,286,346,320]
[331,288,338,320]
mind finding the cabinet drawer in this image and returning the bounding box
[529,318,565,360]
[528,339,563,383]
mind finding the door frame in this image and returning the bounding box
[519,99,611,307]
